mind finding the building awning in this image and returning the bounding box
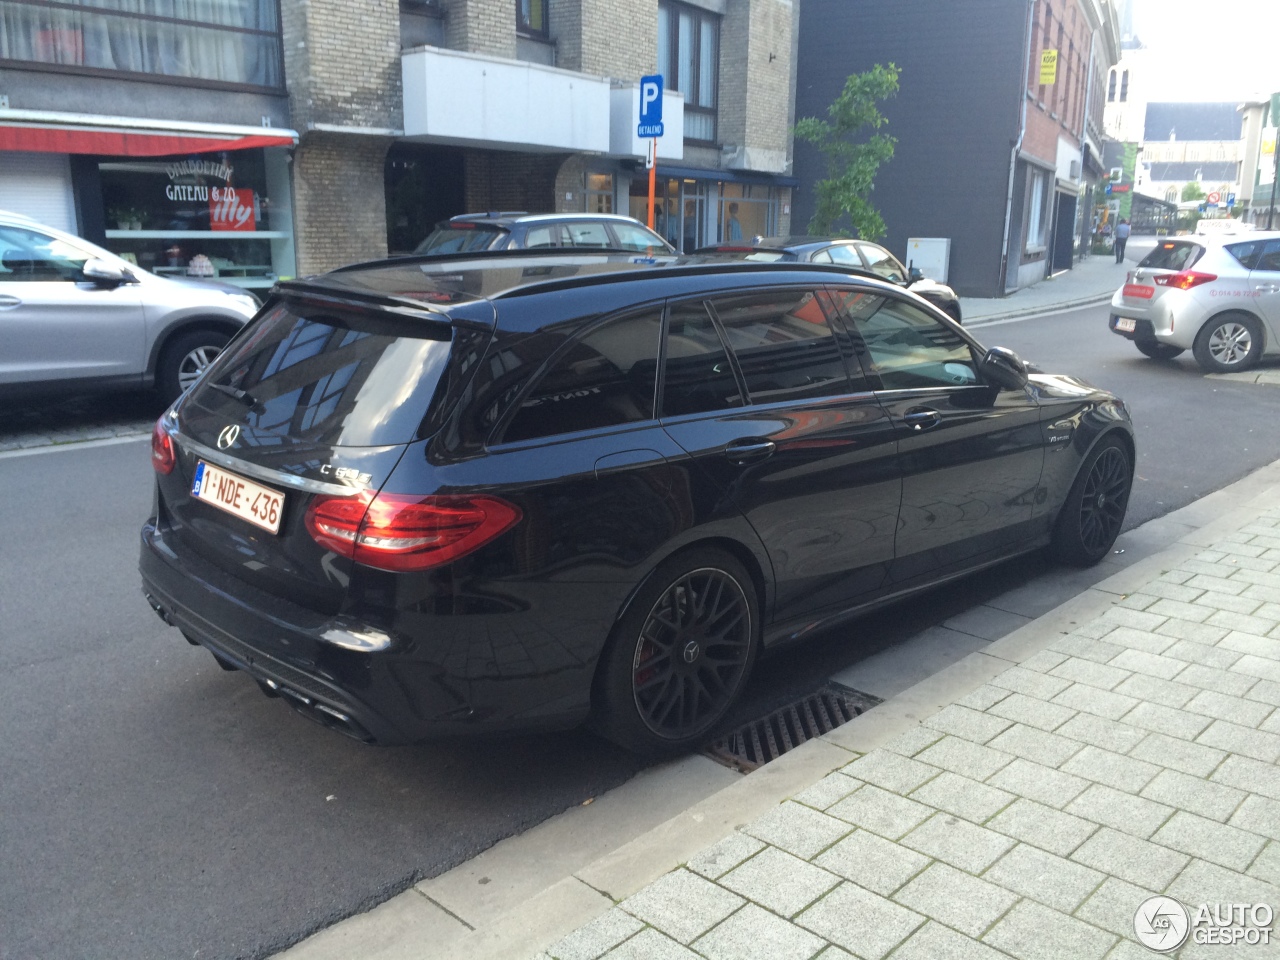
[0,109,298,157]
[656,164,799,188]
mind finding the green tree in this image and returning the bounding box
[1181,181,1205,202]
[794,63,900,240]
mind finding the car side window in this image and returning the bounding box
[662,301,743,416]
[0,226,92,282]
[564,222,611,248]
[523,225,564,249]
[610,223,666,252]
[856,243,906,283]
[826,245,862,267]
[502,310,663,443]
[1223,241,1262,271]
[810,250,833,264]
[708,289,855,404]
[1254,240,1280,273]
[845,296,980,390]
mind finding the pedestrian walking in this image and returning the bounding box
[1114,218,1131,263]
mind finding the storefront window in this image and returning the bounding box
[629,177,779,253]
[97,148,294,292]
[718,184,775,243]
[585,173,613,214]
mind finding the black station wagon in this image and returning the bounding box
[141,253,1135,754]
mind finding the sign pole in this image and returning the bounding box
[647,139,657,230]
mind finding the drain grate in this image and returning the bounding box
[704,683,882,773]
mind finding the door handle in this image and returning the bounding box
[0,295,21,309]
[724,438,776,465]
[1255,284,1280,294]
[903,407,942,431]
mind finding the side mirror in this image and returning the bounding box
[907,266,924,283]
[82,259,127,285]
[981,346,1029,391]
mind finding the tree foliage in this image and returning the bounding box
[794,63,900,240]
[1181,181,1205,202]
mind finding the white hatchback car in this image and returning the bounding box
[0,210,259,403]
[1109,231,1280,373]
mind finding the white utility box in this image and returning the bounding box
[905,237,951,284]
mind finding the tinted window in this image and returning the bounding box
[0,225,92,282]
[846,296,980,390]
[415,225,506,254]
[857,244,906,283]
[1225,240,1264,270]
[663,301,742,416]
[1254,239,1280,273]
[610,222,668,252]
[502,311,662,442]
[523,224,563,248]
[563,222,611,248]
[1138,241,1203,271]
[710,289,853,404]
[191,302,453,447]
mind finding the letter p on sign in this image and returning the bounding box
[637,74,665,138]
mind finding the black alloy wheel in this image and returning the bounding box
[593,550,758,754]
[1051,436,1132,566]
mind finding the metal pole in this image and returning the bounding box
[647,139,657,230]
[1268,132,1279,230]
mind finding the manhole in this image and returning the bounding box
[704,683,881,773]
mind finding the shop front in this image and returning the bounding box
[627,166,791,252]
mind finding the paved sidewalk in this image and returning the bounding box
[534,502,1280,958]
[960,253,1130,325]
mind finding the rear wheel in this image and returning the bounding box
[592,549,758,755]
[1050,436,1132,567]
[1134,340,1184,360]
[1193,313,1263,373]
[157,328,231,404]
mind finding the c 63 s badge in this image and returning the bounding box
[320,464,372,486]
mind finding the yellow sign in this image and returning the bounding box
[1040,49,1058,85]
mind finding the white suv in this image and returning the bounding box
[1109,232,1280,373]
[0,210,259,403]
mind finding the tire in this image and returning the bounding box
[1134,340,1185,360]
[157,328,231,404]
[1050,435,1132,567]
[591,548,759,756]
[1192,312,1263,373]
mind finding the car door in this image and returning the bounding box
[1246,238,1280,343]
[836,290,1044,582]
[0,224,144,386]
[658,286,902,632]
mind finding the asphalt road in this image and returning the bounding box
[4,299,1280,960]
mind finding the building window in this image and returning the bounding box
[1119,70,1129,102]
[0,0,282,89]
[1108,69,1116,101]
[657,0,719,143]
[1025,168,1050,254]
[1165,187,1179,203]
[517,0,548,37]
[585,173,613,214]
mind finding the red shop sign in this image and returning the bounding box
[209,187,256,232]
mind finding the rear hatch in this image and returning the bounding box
[414,222,509,255]
[1120,239,1207,310]
[158,295,481,614]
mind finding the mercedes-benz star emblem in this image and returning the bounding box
[216,424,241,450]
[682,640,700,664]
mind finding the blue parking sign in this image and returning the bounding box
[638,74,664,138]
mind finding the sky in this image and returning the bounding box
[1129,0,1280,101]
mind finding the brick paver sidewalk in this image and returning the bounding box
[539,514,1280,960]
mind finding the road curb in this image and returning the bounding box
[964,291,1114,326]
[278,454,1280,960]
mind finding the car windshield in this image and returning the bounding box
[415,225,507,255]
[1138,241,1203,271]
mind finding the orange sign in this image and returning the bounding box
[209,187,256,232]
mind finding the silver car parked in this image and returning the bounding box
[0,210,258,403]
[1109,231,1280,373]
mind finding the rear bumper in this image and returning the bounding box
[139,520,597,743]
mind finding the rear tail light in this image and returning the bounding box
[1153,270,1217,290]
[305,492,522,571]
[151,417,175,474]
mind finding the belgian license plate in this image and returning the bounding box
[191,461,284,534]
[1114,317,1137,333]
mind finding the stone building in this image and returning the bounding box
[0,0,799,279]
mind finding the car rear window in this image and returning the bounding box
[188,301,454,447]
[415,225,506,255]
[1138,241,1203,271]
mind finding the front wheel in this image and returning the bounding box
[1193,313,1263,373]
[1050,436,1132,567]
[591,549,758,755]
[157,329,231,404]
